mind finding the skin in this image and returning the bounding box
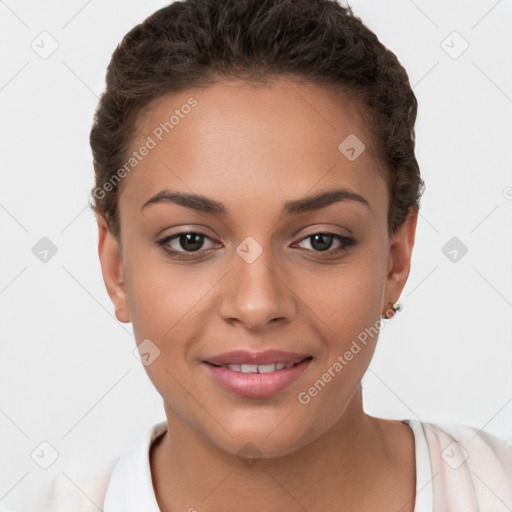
[98,78,418,511]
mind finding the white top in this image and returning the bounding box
[28,419,512,511]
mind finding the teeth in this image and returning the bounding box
[223,362,299,373]
[240,364,258,373]
[257,364,276,373]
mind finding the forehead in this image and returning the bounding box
[122,78,387,220]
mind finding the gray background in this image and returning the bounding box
[1,0,511,509]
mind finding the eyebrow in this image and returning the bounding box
[141,188,371,215]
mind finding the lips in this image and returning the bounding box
[204,349,311,366]
[202,350,313,397]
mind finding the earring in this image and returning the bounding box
[381,301,402,319]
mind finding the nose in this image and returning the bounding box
[219,245,297,331]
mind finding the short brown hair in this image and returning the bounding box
[90,0,424,239]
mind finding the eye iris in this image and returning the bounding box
[311,233,333,251]
[180,233,204,251]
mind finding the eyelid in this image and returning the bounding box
[157,229,355,258]
[157,231,219,253]
[292,232,355,252]
[154,223,218,239]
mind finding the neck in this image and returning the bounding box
[150,390,405,511]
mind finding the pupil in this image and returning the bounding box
[181,233,203,251]
[311,233,333,251]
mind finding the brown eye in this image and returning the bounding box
[310,233,335,251]
[177,233,205,252]
[295,232,355,254]
[157,232,218,254]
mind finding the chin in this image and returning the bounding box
[207,417,315,461]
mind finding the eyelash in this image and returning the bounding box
[156,231,356,259]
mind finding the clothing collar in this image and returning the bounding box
[103,421,167,512]
[403,419,435,512]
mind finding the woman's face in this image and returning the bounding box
[99,79,416,457]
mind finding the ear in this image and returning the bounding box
[97,217,131,323]
[382,208,418,311]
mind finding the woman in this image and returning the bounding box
[43,0,512,510]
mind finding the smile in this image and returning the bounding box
[202,353,313,398]
[213,361,298,373]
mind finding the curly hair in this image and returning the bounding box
[90,0,424,240]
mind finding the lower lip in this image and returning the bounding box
[202,358,312,398]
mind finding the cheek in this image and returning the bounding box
[124,264,213,401]
[290,248,387,405]
[125,263,213,343]
[293,265,385,428]
[294,253,387,343]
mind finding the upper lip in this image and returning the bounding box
[204,350,312,366]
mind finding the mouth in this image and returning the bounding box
[203,349,312,367]
[202,351,313,398]
[206,358,311,373]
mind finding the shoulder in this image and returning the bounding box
[420,420,512,471]
[30,421,167,512]
[34,456,119,512]
[409,419,512,510]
